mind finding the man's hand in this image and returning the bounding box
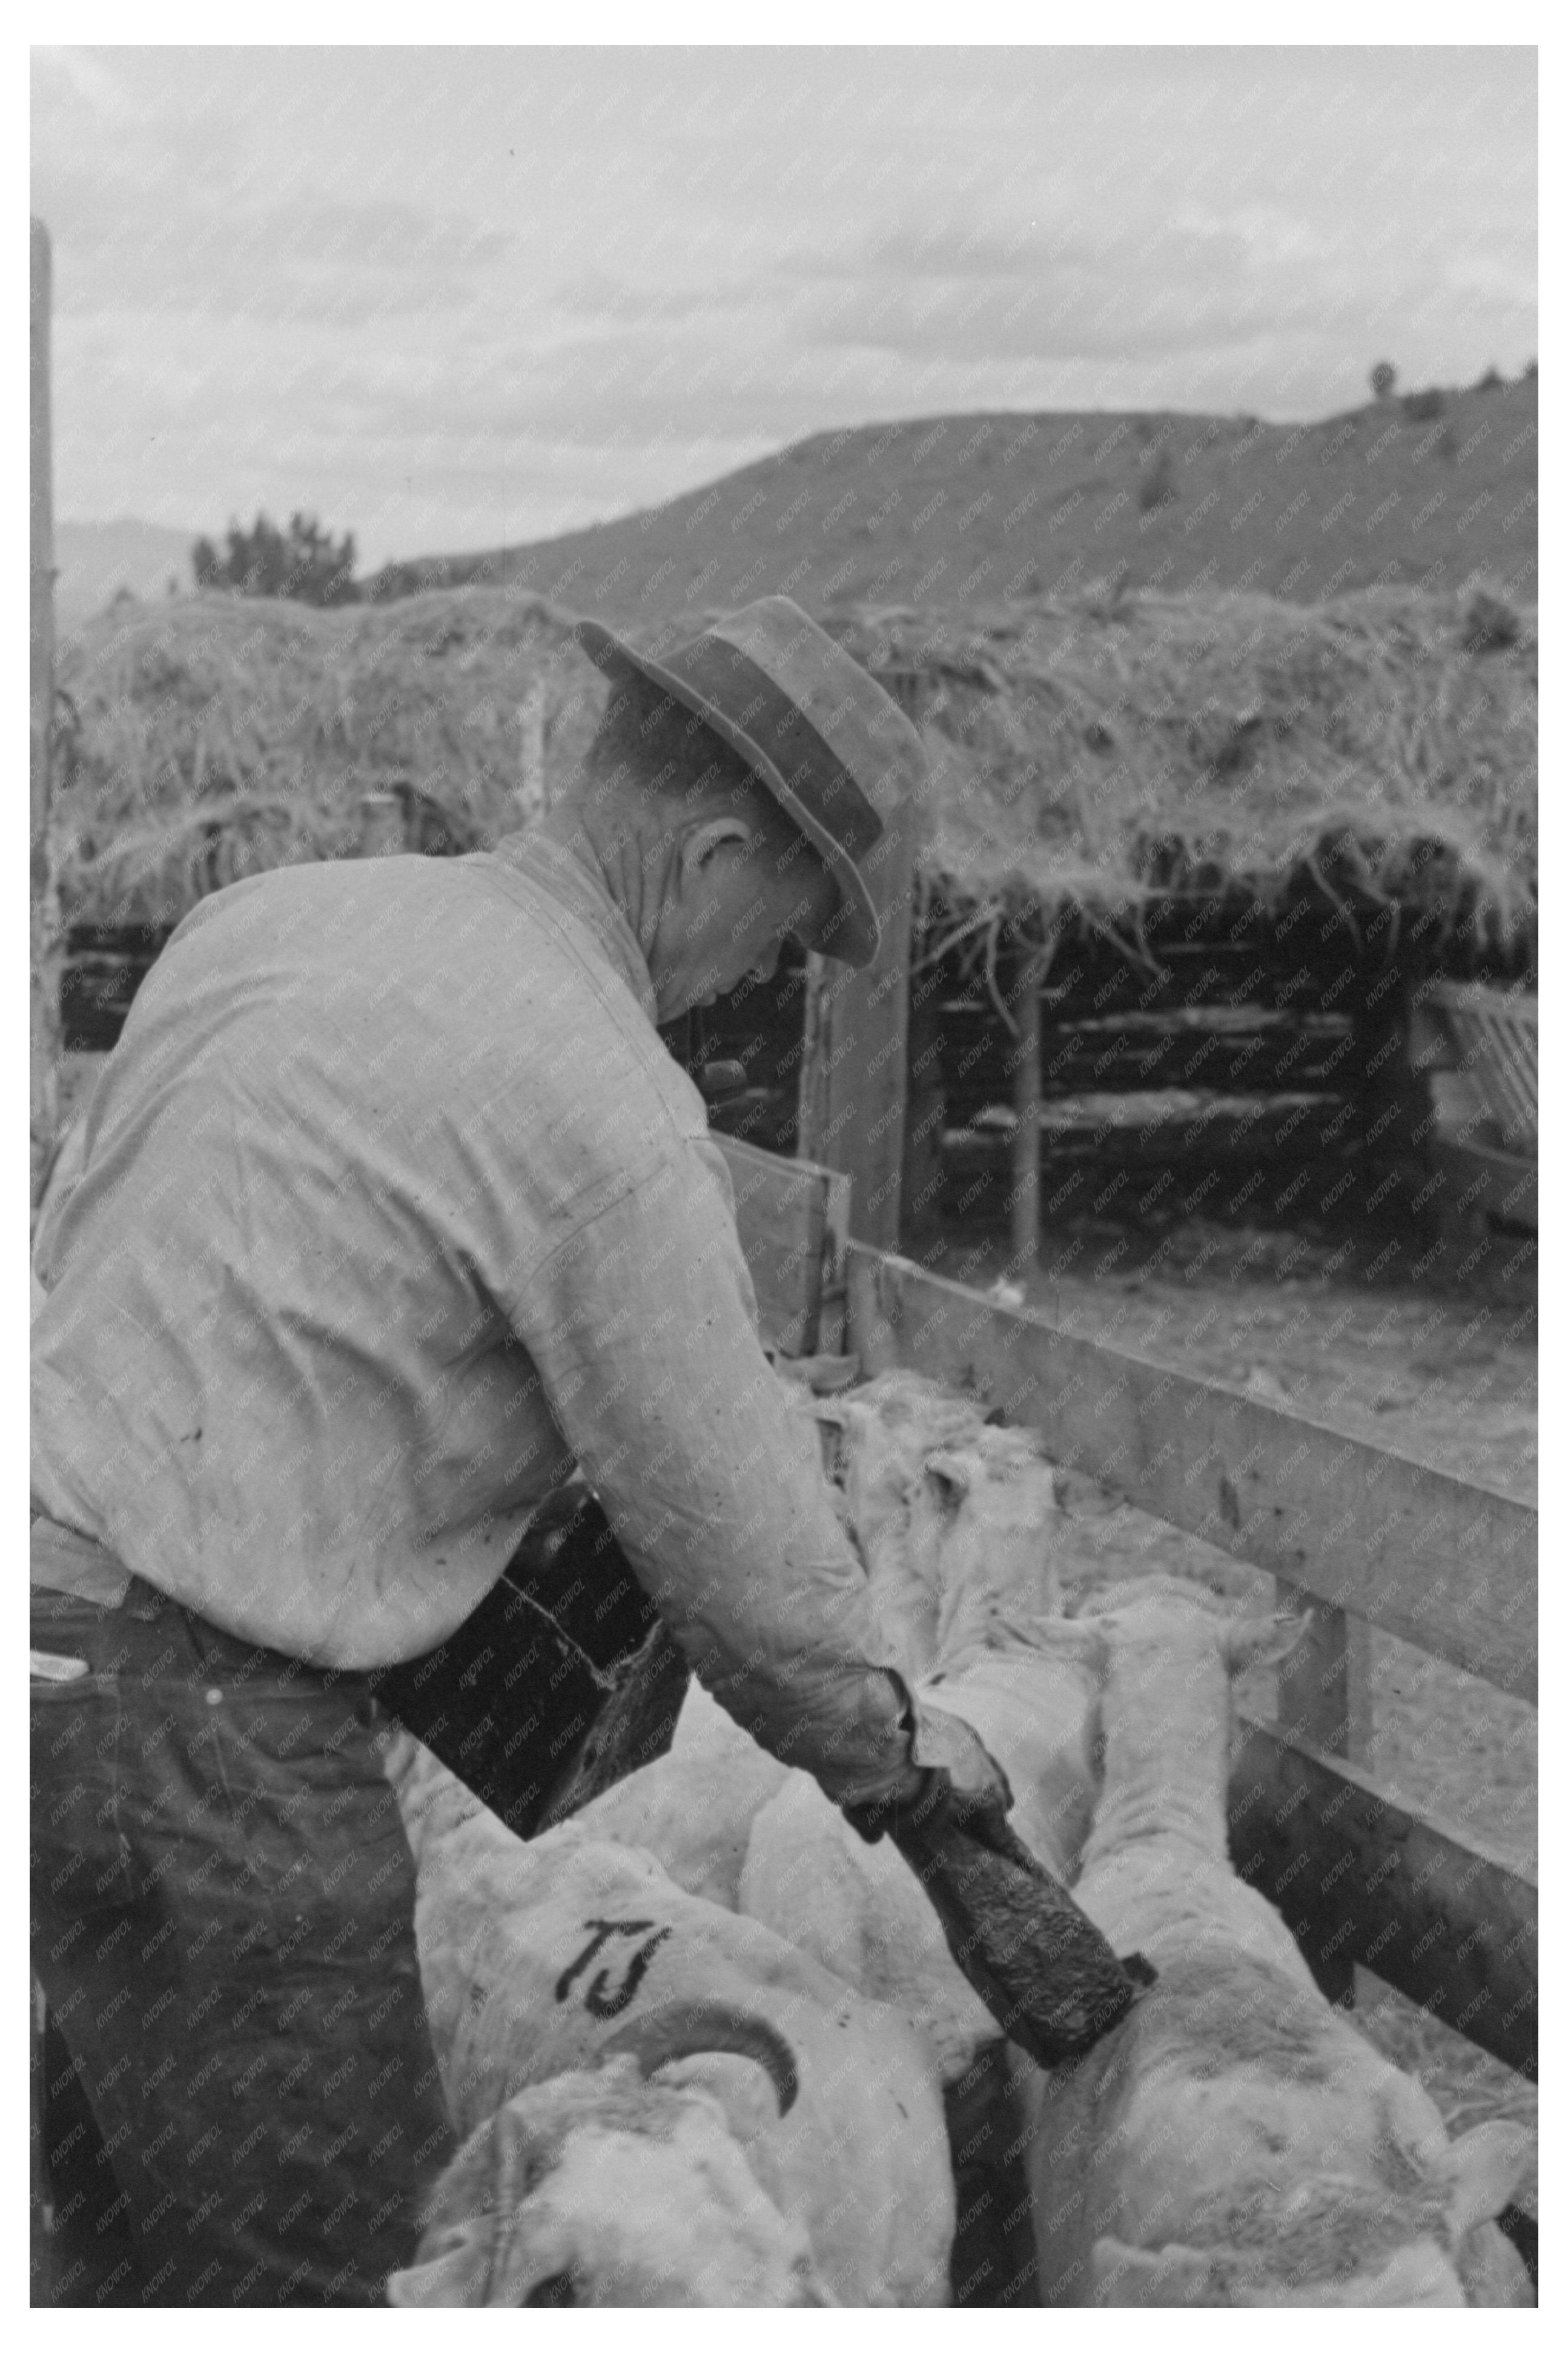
[839,1694,1011,1847]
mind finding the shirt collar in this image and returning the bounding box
[489,829,658,1024]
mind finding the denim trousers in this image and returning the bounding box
[30,1576,456,2308]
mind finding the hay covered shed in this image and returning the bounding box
[51,579,1536,1249]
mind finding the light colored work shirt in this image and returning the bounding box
[31,832,909,1802]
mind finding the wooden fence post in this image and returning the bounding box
[1274,1583,1373,1763]
[517,680,551,829]
[357,790,407,856]
[31,217,59,1213]
[1348,968,1432,1254]
[900,954,947,1247]
[1273,1578,1372,2004]
[1008,953,1045,1271]
[795,786,918,1253]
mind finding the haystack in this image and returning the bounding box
[54,581,1536,973]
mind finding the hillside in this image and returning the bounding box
[365,376,1537,621]
[53,518,197,631]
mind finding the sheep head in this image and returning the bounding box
[386,2055,829,2308]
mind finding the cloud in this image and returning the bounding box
[770,193,1536,376]
[262,197,513,276]
[33,46,1537,569]
[551,273,736,329]
[779,206,1273,365]
[48,187,515,326]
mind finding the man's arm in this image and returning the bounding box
[506,1137,922,1805]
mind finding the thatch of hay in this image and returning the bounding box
[828,585,1536,971]
[55,581,1536,971]
[51,591,601,928]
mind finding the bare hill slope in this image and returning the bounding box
[366,377,1536,621]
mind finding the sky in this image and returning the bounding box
[31,44,1538,571]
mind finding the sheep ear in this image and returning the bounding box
[1223,1610,1305,1675]
[922,1450,972,1504]
[386,2219,496,2308]
[1090,2235,1222,2305]
[1444,2120,1533,2237]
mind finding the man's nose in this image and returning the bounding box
[749,939,781,985]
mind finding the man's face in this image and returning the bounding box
[649,793,842,1022]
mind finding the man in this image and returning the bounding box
[31,595,1008,2307]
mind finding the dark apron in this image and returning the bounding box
[370,1484,689,1840]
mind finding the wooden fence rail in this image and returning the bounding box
[716,1143,1537,2080]
[844,1246,1536,1706]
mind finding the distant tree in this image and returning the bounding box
[1475,365,1504,392]
[1369,361,1397,400]
[191,510,359,606]
[1522,357,1538,381]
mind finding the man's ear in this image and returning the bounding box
[678,816,753,888]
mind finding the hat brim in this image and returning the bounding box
[573,618,881,968]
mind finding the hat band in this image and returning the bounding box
[659,636,884,865]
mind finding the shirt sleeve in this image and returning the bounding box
[506,1134,917,1805]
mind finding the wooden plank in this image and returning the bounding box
[845,1246,1536,1703]
[1229,1716,1537,2080]
[942,1037,1359,1107]
[794,787,919,1251]
[942,1096,1360,1171]
[716,1136,849,1357]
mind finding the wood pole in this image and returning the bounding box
[795,777,919,1253]
[30,217,59,1213]
[1008,955,1044,1269]
[517,681,549,828]
[357,790,408,856]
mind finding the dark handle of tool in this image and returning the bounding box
[845,1771,1156,2070]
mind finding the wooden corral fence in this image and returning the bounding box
[1411,981,1538,1242]
[716,1137,1538,2087]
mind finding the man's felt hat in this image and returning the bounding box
[572,595,925,968]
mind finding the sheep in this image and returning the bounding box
[559,1672,792,1911]
[737,1615,1099,2082]
[388,2057,829,2307]
[567,1371,1089,2083]
[383,1730,955,2306]
[820,1370,1062,1678]
[1007,1579,1534,2307]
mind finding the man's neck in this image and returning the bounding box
[538,805,663,958]
[491,816,660,1021]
